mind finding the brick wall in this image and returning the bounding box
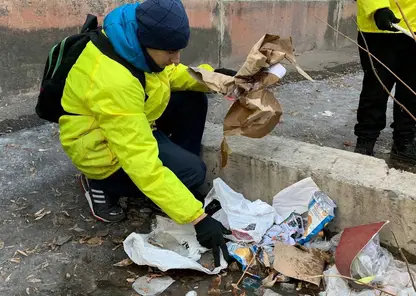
[0,0,356,96]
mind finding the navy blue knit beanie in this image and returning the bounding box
[136,0,190,51]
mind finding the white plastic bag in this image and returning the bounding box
[322,263,416,296]
[351,234,394,280]
[204,178,276,243]
[272,177,320,221]
[132,276,175,296]
[124,216,227,275]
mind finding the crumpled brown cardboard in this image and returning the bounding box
[188,34,313,167]
[273,241,326,287]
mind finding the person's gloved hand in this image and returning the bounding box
[374,8,400,31]
[194,215,231,267]
[214,68,237,77]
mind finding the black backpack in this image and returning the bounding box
[36,14,146,123]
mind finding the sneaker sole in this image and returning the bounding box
[79,174,89,193]
[84,191,113,223]
[78,175,114,223]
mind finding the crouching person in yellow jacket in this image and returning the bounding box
[59,0,235,266]
[354,0,416,163]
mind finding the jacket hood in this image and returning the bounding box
[103,3,151,73]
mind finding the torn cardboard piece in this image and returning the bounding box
[273,241,326,287]
[188,34,313,167]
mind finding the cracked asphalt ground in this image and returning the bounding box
[0,125,301,296]
[1,47,414,295]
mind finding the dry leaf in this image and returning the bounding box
[146,274,163,283]
[96,229,109,237]
[17,250,28,257]
[79,235,91,244]
[112,244,122,251]
[5,273,12,282]
[34,208,45,217]
[208,288,221,296]
[208,276,222,296]
[232,285,240,296]
[262,270,282,288]
[228,262,240,272]
[27,278,42,283]
[220,137,232,168]
[26,245,40,255]
[113,258,133,267]
[0,241,4,250]
[35,262,49,270]
[86,237,103,246]
[211,276,221,288]
[69,224,85,233]
[34,210,51,221]
[55,235,72,246]
[10,257,21,264]
[61,211,70,217]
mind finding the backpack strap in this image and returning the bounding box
[90,31,148,101]
[81,14,99,33]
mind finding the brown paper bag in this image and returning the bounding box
[223,90,282,138]
[187,34,312,167]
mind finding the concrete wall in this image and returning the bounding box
[0,0,356,98]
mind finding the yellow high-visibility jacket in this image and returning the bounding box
[59,40,212,224]
[357,0,416,33]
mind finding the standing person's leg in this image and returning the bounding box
[354,33,397,156]
[390,34,416,163]
[81,131,206,222]
[156,91,208,156]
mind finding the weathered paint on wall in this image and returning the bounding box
[0,0,356,96]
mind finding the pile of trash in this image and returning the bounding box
[122,177,416,296]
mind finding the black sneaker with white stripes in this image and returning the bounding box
[79,174,126,223]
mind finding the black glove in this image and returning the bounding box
[194,215,232,267]
[374,8,400,31]
[214,68,237,77]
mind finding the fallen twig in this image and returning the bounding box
[392,24,415,40]
[233,249,259,289]
[393,0,416,42]
[390,229,416,292]
[306,274,396,296]
[313,14,416,112]
[357,24,416,122]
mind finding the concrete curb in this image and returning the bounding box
[2,122,416,255]
[201,122,416,255]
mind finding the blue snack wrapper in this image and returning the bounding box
[298,191,336,245]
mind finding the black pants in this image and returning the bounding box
[354,32,416,142]
[90,91,208,201]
